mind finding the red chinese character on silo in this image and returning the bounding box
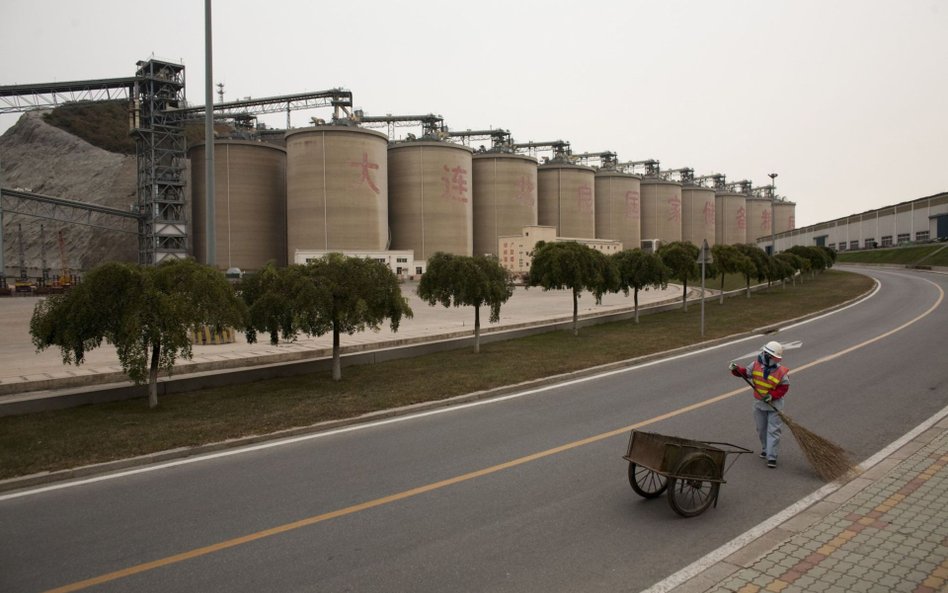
[704,200,715,226]
[625,190,640,220]
[515,175,535,206]
[761,208,772,232]
[736,206,746,231]
[667,196,681,223]
[349,151,380,194]
[788,215,795,229]
[577,184,593,213]
[441,165,469,203]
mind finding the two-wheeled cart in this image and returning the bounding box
[622,430,751,517]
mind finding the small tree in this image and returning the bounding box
[775,252,805,286]
[417,252,513,353]
[239,262,313,345]
[735,243,770,298]
[711,244,751,304]
[612,249,669,323]
[301,253,413,381]
[658,241,699,311]
[787,245,830,278]
[528,241,618,336]
[30,259,246,408]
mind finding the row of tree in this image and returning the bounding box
[29,243,833,408]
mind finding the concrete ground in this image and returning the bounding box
[0,281,687,396]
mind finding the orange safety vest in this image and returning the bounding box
[750,361,789,401]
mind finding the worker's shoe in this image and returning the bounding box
[759,451,766,459]
[767,459,777,469]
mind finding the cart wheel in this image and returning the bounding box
[628,463,668,498]
[667,453,720,517]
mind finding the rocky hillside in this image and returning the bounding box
[0,110,140,279]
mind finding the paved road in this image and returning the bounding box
[0,267,945,593]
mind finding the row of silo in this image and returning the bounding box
[189,126,794,272]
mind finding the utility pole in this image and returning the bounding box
[205,0,216,267]
[768,172,778,255]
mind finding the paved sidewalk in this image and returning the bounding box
[657,406,948,593]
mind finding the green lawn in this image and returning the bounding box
[837,243,946,265]
[0,270,874,480]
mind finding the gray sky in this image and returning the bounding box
[1,0,945,228]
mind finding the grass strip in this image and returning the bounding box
[0,270,873,480]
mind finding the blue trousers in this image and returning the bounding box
[753,398,784,461]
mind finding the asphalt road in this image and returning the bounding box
[1,267,945,593]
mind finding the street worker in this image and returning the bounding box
[729,341,790,468]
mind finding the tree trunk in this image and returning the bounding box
[634,288,640,323]
[332,324,342,381]
[682,279,688,312]
[473,305,481,353]
[719,275,725,305]
[148,339,161,409]
[746,279,751,298]
[572,288,579,336]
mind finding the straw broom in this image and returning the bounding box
[740,376,858,482]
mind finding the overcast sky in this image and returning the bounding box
[1,0,945,228]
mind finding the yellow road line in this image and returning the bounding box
[43,278,945,593]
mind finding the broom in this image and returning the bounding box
[739,375,858,482]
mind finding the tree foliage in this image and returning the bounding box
[734,243,770,297]
[657,241,699,311]
[528,241,618,336]
[786,245,832,276]
[239,262,313,345]
[30,259,246,408]
[612,249,669,323]
[417,252,512,353]
[711,244,755,304]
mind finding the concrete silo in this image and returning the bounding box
[774,200,796,235]
[595,169,640,248]
[472,152,538,257]
[389,140,474,260]
[640,178,683,246]
[285,126,389,262]
[537,162,596,238]
[190,140,286,271]
[681,185,716,247]
[715,191,748,245]
[745,196,773,243]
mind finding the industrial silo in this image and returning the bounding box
[472,152,538,257]
[640,178,683,246]
[389,140,474,260]
[285,126,389,262]
[537,162,596,238]
[715,191,748,245]
[774,199,796,235]
[681,185,716,247]
[744,196,773,243]
[190,140,286,271]
[595,169,641,247]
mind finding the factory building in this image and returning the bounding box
[763,192,948,252]
[294,249,417,278]
[472,152,538,257]
[681,184,716,247]
[537,162,597,239]
[497,225,622,276]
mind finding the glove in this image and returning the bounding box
[763,394,773,403]
[728,362,738,371]
[729,363,746,378]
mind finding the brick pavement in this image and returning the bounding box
[661,410,948,593]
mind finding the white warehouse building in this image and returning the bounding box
[759,192,948,253]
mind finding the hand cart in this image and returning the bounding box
[622,430,751,517]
